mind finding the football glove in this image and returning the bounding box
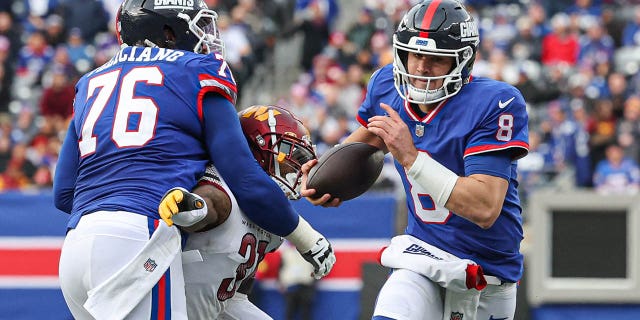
[285,216,336,279]
[299,237,336,280]
[158,187,207,227]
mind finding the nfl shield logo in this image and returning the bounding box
[415,124,424,137]
[143,258,157,272]
[450,312,464,320]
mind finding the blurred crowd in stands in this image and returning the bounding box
[1,0,640,205]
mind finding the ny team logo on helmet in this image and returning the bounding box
[239,105,316,200]
[393,0,479,105]
[116,0,224,54]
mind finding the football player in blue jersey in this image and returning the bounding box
[301,1,529,319]
[53,1,334,319]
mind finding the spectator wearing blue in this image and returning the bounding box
[517,131,555,203]
[63,27,92,73]
[296,0,338,30]
[622,6,640,47]
[17,30,54,86]
[527,3,552,39]
[593,142,640,195]
[59,0,108,42]
[568,102,593,187]
[616,96,640,163]
[19,0,61,33]
[543,102,579,176]
[565,0,602,30]
[487,10,518,51]
[578,19,614,70]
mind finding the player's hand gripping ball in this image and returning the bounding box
[306,142,384,201]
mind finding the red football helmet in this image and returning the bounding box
[239,105,316,199]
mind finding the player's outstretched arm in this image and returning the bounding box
[158,184,231,233]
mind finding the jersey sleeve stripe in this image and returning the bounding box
[199,79,237,101]
[198,74,237,93]
[198,73,238,107]
[356,114,368,127]
[463,141,529,159]
[197,85,237,122]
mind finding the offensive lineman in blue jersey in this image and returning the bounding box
[53,0,334,319]
[301,1,529,320]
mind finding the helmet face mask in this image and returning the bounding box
[185,9,224,55]
[392,0,478,105]
[116,0,224,54]
[239,106,317,200]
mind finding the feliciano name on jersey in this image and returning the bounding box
[89,47,185,76]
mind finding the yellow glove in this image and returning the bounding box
[158,187,207,227]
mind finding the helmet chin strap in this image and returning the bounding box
[268,109,280,177]
[266,109,301,200]
[267,109,290,197]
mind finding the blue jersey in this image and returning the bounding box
[357,64,529,282]
[63,46,236,228]
[593,158,640,192]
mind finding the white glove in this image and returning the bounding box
[158,187,207,227]
[285,216,336,279]
[299,237,336,280]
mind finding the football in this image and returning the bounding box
[307,142,385,201]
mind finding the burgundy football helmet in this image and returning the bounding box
[393,0,479,104]
[239,105,316,200]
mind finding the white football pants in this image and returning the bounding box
[373,269,517,320]
[58,211,187,319]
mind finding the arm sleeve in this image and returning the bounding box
[464,151,513,180]
[464,90,529,160]
[53,119,79,213]
[201,94,299,236]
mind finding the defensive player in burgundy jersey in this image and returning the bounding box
[158,105,333,319]
[53,1,333,319]
[301,1,529,319]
